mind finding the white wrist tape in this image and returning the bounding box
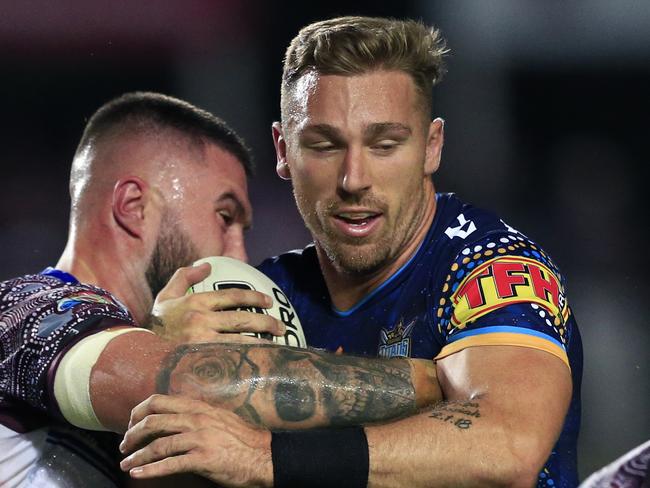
[53,327,153,430]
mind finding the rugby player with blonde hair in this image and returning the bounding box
[122,17,582,487]
[0,91,440,487]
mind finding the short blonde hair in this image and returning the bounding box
[281,16,448,121]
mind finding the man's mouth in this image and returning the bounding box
[331,211,383,237]
[336,212,379,225]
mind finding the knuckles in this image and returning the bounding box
[150,437,171,457]
[141,414,159,431]
[145,394,168,412]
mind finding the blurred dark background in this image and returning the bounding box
[1,0,648,480]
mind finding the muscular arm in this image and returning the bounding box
[364,346,572,488]
[91,330,440,433]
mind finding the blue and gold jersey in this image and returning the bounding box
[259,193,582,488]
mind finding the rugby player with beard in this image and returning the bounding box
[121,17,582,488]
[0,92,440,487]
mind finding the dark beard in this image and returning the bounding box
[145,220,200,298]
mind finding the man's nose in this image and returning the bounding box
[339,146,372,195]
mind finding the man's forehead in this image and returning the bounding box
[284,70,321,124]
[286,71,422,134]
[203,144,250,189]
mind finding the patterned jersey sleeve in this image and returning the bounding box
[0,274,136,425]
[434,227,573,369]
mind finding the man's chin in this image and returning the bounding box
[323,241,391,276]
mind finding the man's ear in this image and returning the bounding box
[272,122,291,180]
[112,177,149,238]
[424,117,445,175]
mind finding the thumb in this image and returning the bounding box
[157,262,212,300]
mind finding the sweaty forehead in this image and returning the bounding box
[283,70,321,124]
[135,135,251,219]
[284,70,422,132]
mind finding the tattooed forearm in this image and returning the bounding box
[157,343,265,423]
[155,342,421,430]
[274,348,416,426]
[273,379,316,422]
[428,401,481,430]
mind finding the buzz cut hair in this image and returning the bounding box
[281,16,448,122]
[76,91,254,175]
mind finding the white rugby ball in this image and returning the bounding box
[189,256,307,348]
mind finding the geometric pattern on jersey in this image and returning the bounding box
[258,192,583,488]
[0,271,135,431]
[435,232,572,368]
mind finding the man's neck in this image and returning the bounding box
[56,238,152,324]
[319,189,437,312]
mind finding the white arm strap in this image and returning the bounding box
[53,327,153,430]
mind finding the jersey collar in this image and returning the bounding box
[40,267,79,284]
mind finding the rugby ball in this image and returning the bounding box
[189,256,307,348]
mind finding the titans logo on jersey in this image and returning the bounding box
[378,318,416,358]
[259,193,582,488]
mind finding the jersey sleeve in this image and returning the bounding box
[434,229,573,369]
[0,275,136,424]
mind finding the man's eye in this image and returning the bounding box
[372,140,399,152]
[309,142,337,152]
[218,210,233,225]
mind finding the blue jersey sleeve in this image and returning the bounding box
[434,229,573,369]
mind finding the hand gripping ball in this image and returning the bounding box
[190,256,307,348]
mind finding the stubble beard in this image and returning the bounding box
[294,187,426,277]
[145,211,201,298]
[327,237,393,276]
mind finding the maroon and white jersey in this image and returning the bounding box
[0,268,135,432]
[0,269,135,486]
